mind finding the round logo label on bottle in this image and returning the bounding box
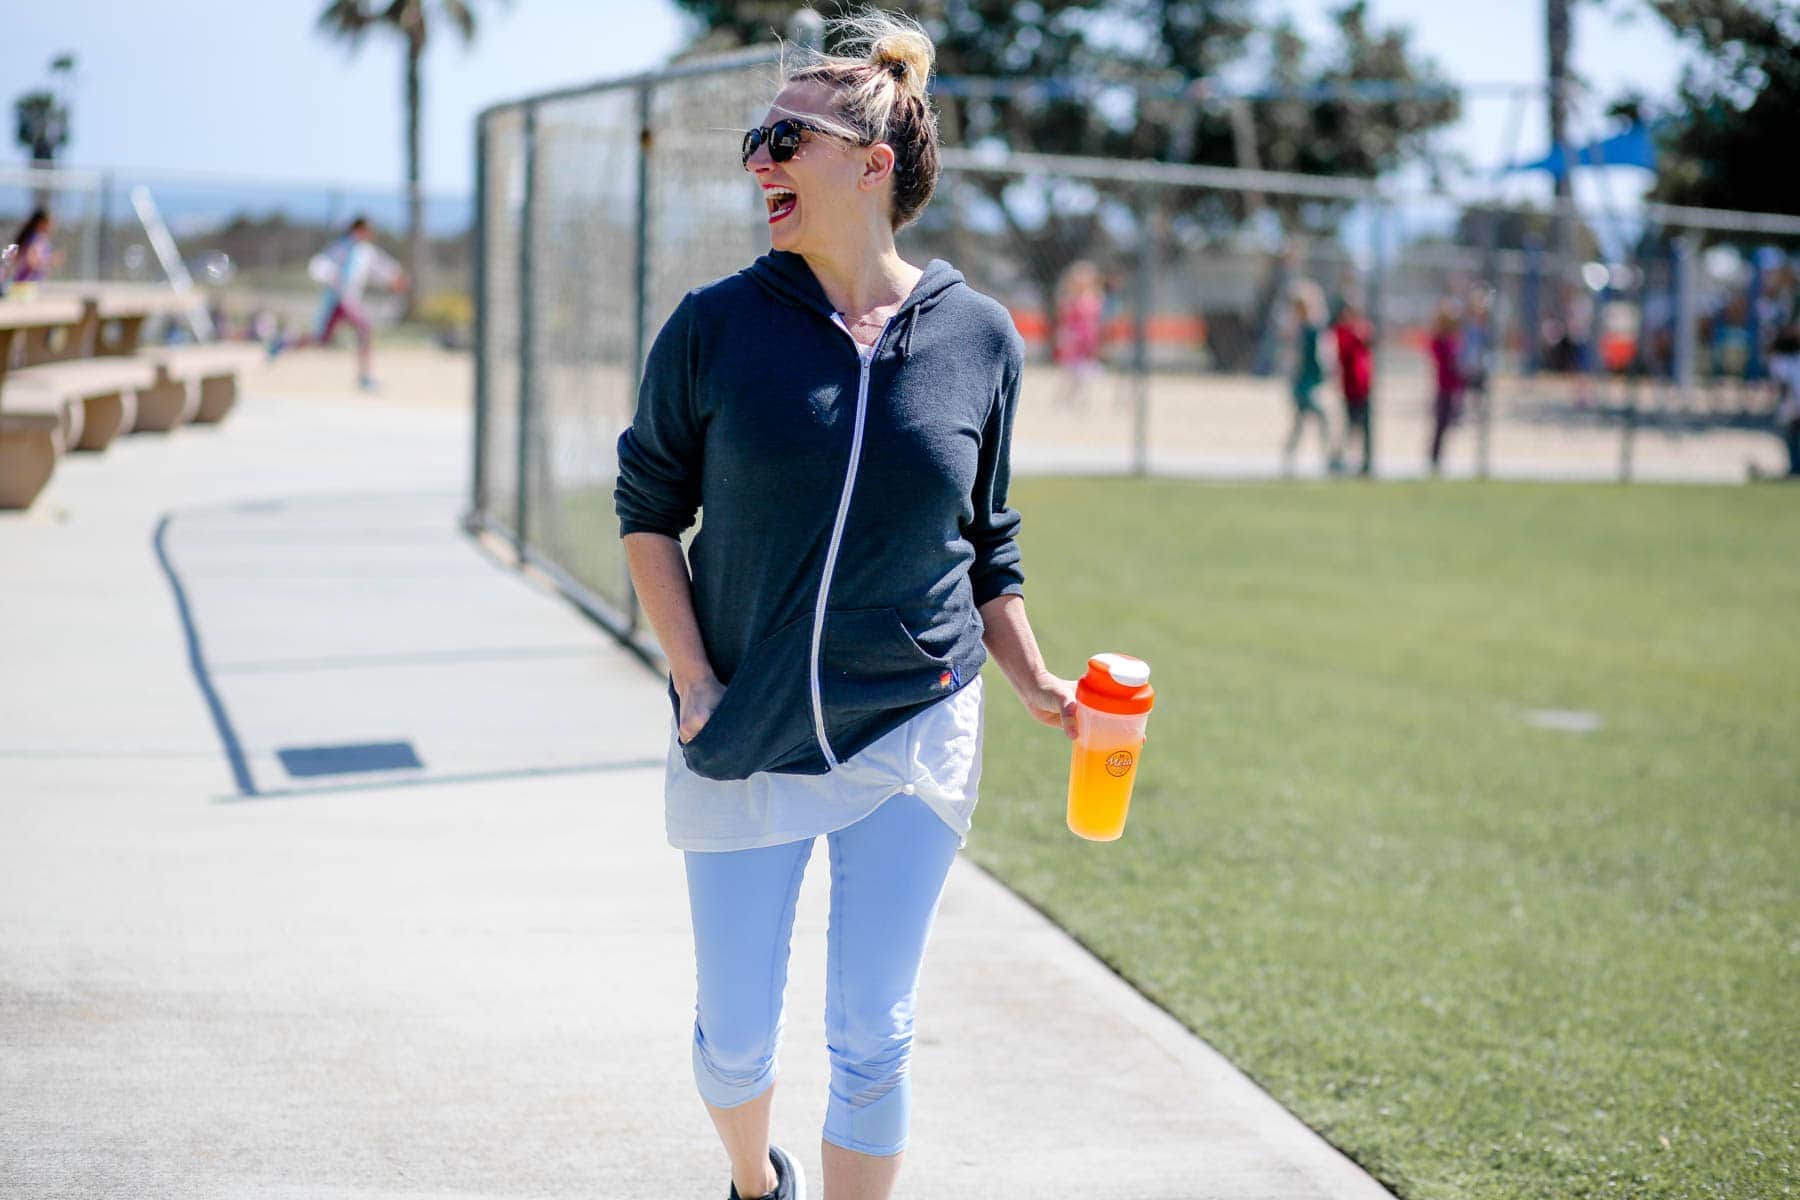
[1104,750,1134,778]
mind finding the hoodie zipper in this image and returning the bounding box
[809,313,887,767]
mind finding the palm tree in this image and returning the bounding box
[317,0,489,313]
[1543,0,1573,371]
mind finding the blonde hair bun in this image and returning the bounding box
[867,28,933,101]
[820,9,934,102]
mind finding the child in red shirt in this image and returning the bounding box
[1331,298,1374,476]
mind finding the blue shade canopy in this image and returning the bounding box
[1505,123,1658,178]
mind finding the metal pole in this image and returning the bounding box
[1619,363,1638,484]
[1673,230,1698,408]
[1546,0,1573,286]
[631,82,653,386]
[469,116,490,528]
[95,171,114,281]
[1476,337,1494,480]
[1522,234,1543,376]
[1367,197,1387,478]
[1131,188,1153,477]
[514,103,538,561]
[626,80,654,632]
[1475,206,1498,480]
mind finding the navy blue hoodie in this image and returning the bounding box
[615,250,1025,781]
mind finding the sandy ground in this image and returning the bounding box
[260,343,1787,483]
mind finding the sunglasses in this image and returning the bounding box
[741,118,861,166]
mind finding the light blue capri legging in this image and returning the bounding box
[683,791,962,1157]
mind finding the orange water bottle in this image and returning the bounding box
[1066,653,1156,841]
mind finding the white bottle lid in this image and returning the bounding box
[1091,652,1151,688]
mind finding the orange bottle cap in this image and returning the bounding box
[1076,653,1155,715]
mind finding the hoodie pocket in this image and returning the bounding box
[678,614,819,781]
[819,607,954,717]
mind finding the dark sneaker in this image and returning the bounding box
[727,1144,806,1200]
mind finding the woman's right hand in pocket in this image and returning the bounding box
[676,673,727,744]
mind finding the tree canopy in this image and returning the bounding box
[675,0,1459,183]
[1638,0,1800,216]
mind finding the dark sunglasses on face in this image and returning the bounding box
[741,118,857,166]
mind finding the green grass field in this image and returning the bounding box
[971,479,1798,1200]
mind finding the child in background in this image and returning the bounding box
[1428,300,1463,474]
[1331,296,1374,476]
[1052,260,1105,410]
[1282,280,1331,477]
[271,215,408,390]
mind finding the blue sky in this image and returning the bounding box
[7,0,1686,197]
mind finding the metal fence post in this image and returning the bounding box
[1367,195,1387,478]
[1673,230,1699,407]
[514,103,538,561]
[1131,187,1154,477]
[95,172,114,281]
[470,116,489,527]
[1619,370,1638,484]
[1522,235,1543,377]
[625,80,655,633]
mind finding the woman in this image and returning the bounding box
[613,12,1077,1200]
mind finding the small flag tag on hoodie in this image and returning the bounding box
[937,665,959,690]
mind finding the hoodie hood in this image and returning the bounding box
[744,251,965,359]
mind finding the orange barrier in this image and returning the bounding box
[1008,309,1207,348]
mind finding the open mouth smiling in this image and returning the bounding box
[764,186,797,224]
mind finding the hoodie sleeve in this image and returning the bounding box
[967,333,1026,606]
[615,295,703,539]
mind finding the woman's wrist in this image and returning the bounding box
[670,661,719,697]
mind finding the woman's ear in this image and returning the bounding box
[860,142,897,191]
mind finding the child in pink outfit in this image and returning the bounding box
[1428,303,1463,473]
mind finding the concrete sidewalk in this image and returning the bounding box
[0,381,1393,1199]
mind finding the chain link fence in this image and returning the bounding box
[906,150,1800,484]
[471,48,783,644]
[471,53,1800,649]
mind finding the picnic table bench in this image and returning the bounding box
[1,285,264,509]
[38,282,263,429]
[1,296,92,508]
